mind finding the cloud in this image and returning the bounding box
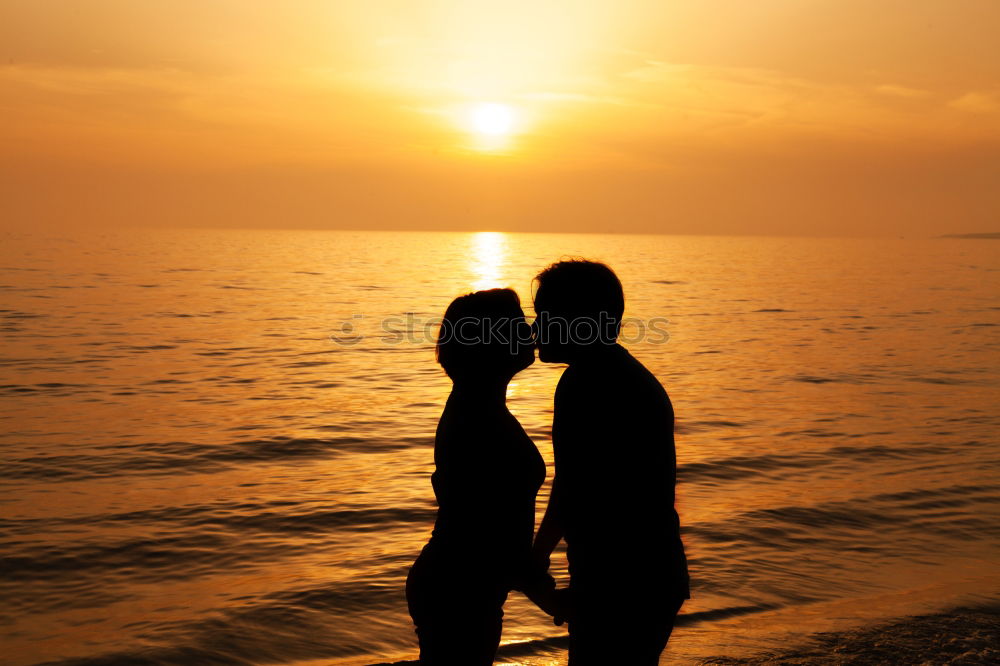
[948,92,999,113]
[613,61,893,136]
[0,63,417,166]
[874,84,929,98]
[515,91,639,107]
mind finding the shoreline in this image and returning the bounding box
[368,603,1000,666]
[701,604,1000,665]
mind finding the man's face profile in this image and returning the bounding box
[532,291,571,364]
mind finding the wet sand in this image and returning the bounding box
[372,605,1000,665]
[702,604,1000,665]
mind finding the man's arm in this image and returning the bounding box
[532,473,565,567]
[520,475,566,623]
[521,372,573,620]
[535,370,574,566]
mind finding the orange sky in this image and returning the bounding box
[2,0,998,236]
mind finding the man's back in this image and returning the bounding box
[553,344,689,598]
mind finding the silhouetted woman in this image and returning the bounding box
[406,289,553,665]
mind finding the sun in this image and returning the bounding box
[468,103,515,137]
[457,102,522,152]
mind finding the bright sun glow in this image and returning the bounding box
[472,104,514,136]
[469,103,515,137]
[461,103,521,152]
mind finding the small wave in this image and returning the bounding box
[0,504,436,539]
[675,603,780,626]
[676,420,748,433]
[679,442,990,484]
[1,533,250,582]
[685,482,1000,552]
[907,375,978,386]
[488,604,779,660]
[1,310,44,318]
[790,372,879,384]
[0,383,91,395]
[0,506,430,622]
[34,580,410,665]
[282,360,333,368]
[1,435,428,483]
[793,375,836,384]
[680,452,821,483]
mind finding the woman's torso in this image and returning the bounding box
[419,394,545,584]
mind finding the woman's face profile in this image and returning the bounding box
[512,312,536,374]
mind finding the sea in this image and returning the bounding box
[1,229,998,665]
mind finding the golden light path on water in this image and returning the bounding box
[470,231,509,292]
[467,231,525,404]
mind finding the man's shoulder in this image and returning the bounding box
[554,357,611,394]
[600,346,669,394]
[557,346,671,406]
[554,363,589,405]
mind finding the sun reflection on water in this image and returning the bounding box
[469,231,508,291]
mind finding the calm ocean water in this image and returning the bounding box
[1,229,998,665]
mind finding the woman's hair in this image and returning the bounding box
[436,288,528,380]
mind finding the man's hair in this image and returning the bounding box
[533,259,625,324]
[436,288,525,379]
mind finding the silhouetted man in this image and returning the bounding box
[530,260,689,665]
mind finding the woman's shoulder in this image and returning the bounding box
[436,404,499,447]
[436,404,532,450]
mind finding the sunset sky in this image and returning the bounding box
[2,1,998,236]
